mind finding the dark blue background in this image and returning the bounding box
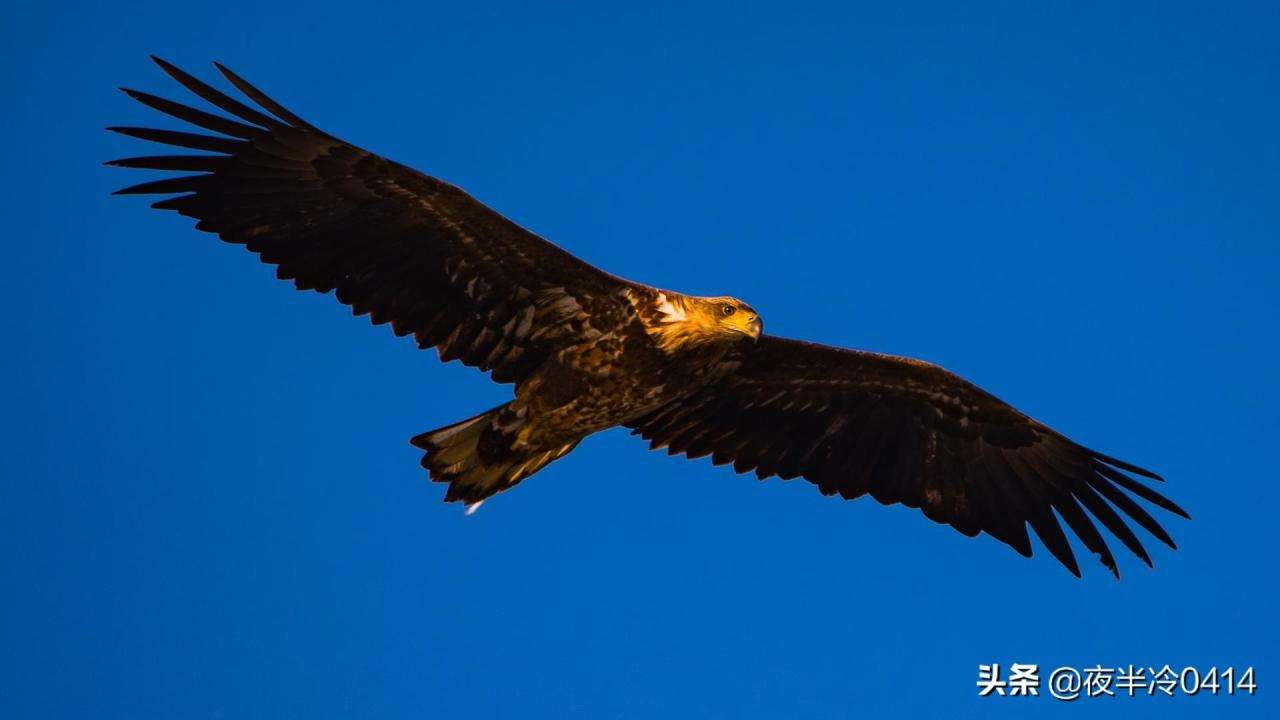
[3,1,1276,717]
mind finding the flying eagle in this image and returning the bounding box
[108,58,1188,577]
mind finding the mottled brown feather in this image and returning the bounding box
[109,57,636,386]
[628,337,1184,577]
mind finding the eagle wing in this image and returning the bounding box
[626,336,1188,577]
[108,58,632,384]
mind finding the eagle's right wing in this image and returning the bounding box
[109,57,634,385]
[628,336,1188,577]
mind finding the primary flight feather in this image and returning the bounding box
[108,58,1188,577]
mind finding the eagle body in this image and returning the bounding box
[109,58,1189,577]
[415,287,757,505]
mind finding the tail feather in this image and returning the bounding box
[410,405,577,507]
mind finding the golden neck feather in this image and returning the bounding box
[645,293,739,352]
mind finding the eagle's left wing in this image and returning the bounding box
[626,336,1188,577]
[108,58,635,386]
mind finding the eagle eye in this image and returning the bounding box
[721,305,736,317]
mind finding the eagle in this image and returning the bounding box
[108,58,1188,577]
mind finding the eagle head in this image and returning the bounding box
[649,293,763,350]
[705,296,763,341]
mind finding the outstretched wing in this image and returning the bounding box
[108,57,632,384]
[627,336,1188,577]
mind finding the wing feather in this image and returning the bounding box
[627,336,1185,577]
[109,58,635,385]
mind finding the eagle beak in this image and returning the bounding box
[749,316,763,341]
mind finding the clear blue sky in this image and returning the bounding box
[2,1,1276,717]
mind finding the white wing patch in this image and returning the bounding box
[654,293,686,323]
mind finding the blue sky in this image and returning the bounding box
[2,1,1277,717]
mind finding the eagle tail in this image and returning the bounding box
[410,406,577,509]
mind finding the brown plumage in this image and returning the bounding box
[109,58,1188,577]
